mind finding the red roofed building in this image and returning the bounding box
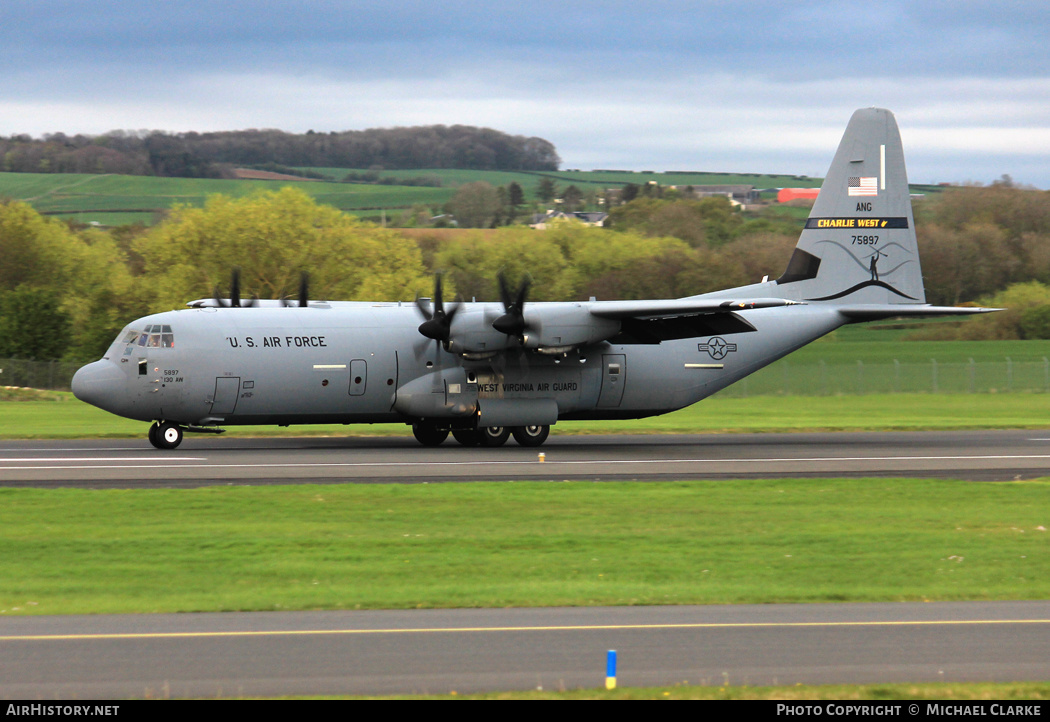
[777,188,820,203]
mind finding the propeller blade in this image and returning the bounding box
[498,271,513,309]
[414,273,459,344]
[515,276,531,310]
[415,296,434,320]
[493,272,531,337]
[230,268,242,308]
[298,272,310,308]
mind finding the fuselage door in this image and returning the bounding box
[210,377,241,416]
[597,354,627,407]
[349,359,367,396]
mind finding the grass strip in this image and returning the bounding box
[1,478,1048,616]
[1,391,1049,439]
[396,681,1050,700]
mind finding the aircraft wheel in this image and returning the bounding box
[512,425,550,447]
[452,429,480,447]
[151,421,184,450]
[412,424,449,447]
[478,426,510,447]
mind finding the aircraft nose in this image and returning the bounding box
[72,360,126,412]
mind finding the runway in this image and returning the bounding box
[3,430,1049,697]
[2,601,1050,698]
[2,429,1050,487]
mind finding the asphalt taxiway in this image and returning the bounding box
[2,601,1049,698]
[2,429,1049,487]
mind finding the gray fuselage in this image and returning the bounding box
[72,295,846,430]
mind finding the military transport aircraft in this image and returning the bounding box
[72,108,991,449]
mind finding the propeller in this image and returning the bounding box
[492,272,533,338]
[281,272,311,307]
[415,274,460,347]
[213,268,258,308]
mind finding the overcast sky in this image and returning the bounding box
[3,1,1049,186]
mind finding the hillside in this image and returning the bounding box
[0,167,947,227]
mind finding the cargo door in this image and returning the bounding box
[210,377,241,415]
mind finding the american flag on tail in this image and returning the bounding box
[848,177,878,196]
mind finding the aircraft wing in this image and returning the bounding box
[588,298,802,344]
[589,298,801,320]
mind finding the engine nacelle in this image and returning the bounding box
[444,303,621,355]
[520,304,620,351]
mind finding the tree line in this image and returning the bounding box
[0,126,561,178]
[2,182,1049,362]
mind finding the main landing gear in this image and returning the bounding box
[412,423,551,448]
[148,421,184,450]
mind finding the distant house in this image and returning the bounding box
[675,184,760,205]
[529,210,608,229]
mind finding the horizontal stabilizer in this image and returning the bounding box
[836,305,1001,322]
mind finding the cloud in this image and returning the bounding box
[1,2,1049,185]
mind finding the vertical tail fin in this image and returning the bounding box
[777,108,926,305]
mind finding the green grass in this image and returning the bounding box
[445,681,1050,700]
[1,391,1048,440]
[1,477,1047,615]
[799,325,1050,363]
[0,171,456,226]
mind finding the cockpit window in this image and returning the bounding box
[127,325,175,350]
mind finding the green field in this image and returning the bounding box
[1,477,1047,615]
[0,171,457,225]
[301,166,829,189]
[0,166,954,226]
[2,390,1048,440]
